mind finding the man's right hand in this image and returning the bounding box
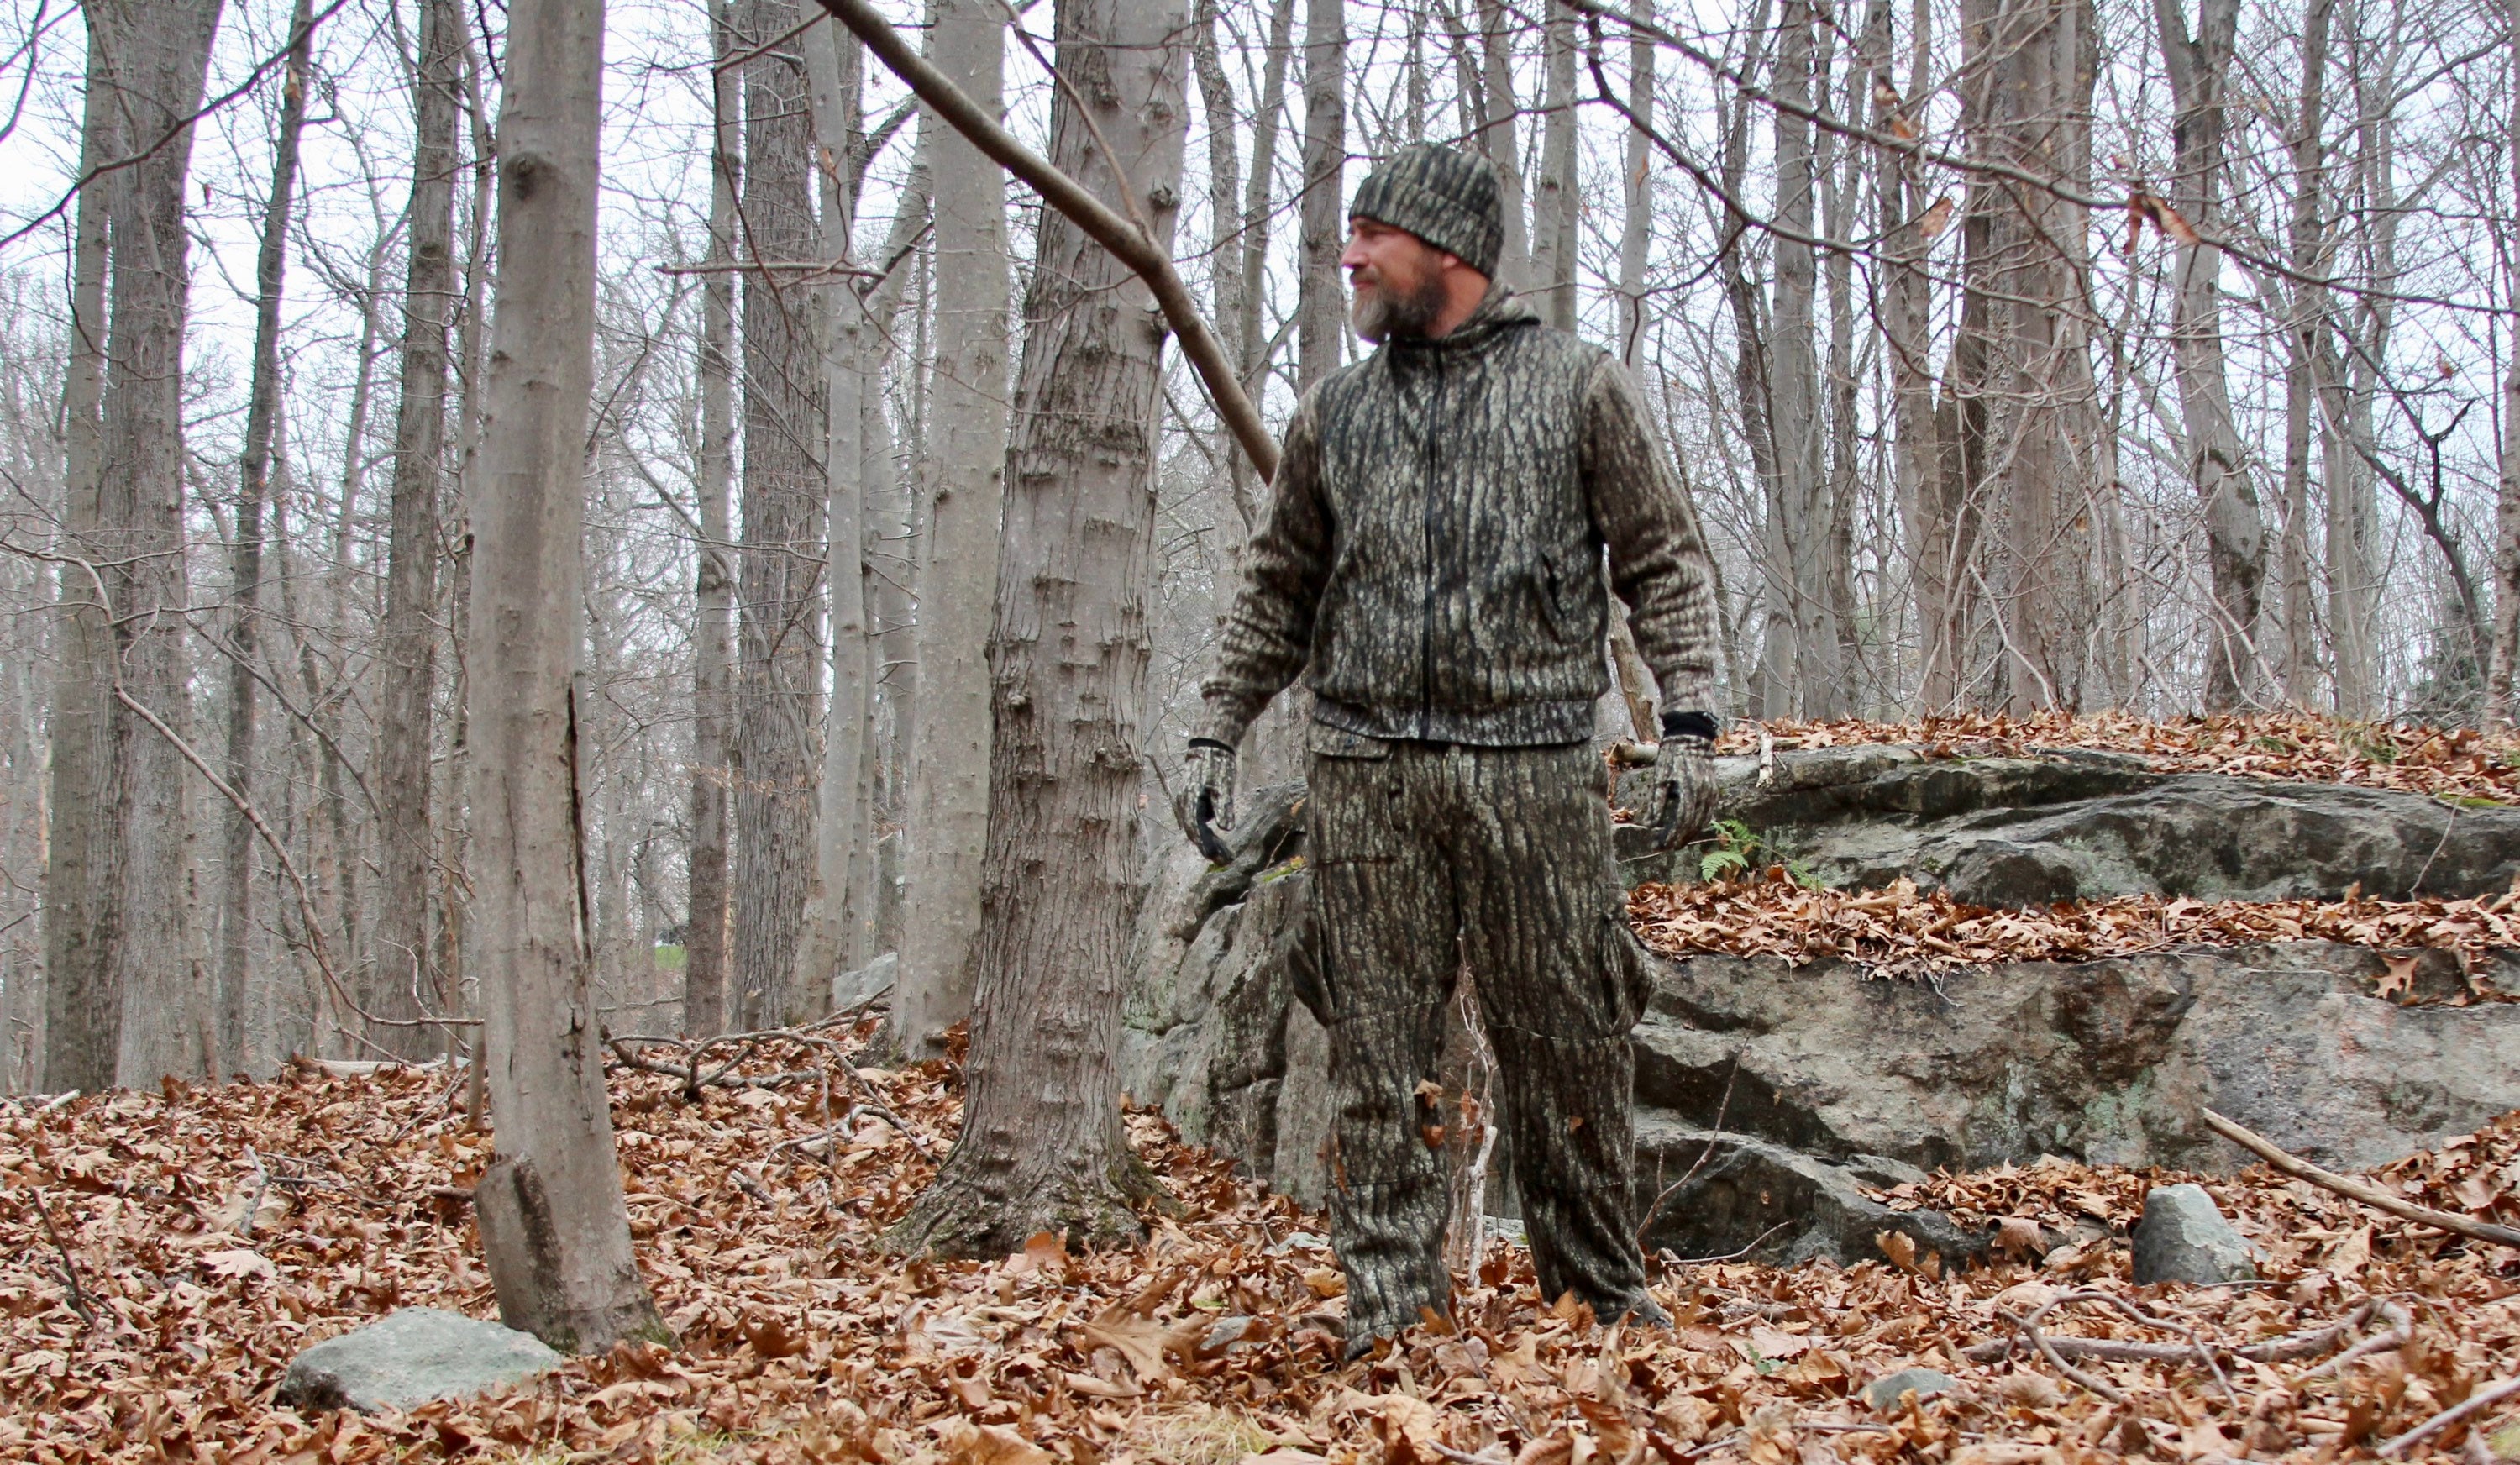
[1175,738,1238,862]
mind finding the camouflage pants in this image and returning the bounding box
[1304,727,1656,1342]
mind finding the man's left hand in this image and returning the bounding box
[1643,717,1719,853]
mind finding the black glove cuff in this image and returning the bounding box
[1187,737,1236,754]
[1660,711,1719,741]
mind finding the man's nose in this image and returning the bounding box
[1338,231,1370,270]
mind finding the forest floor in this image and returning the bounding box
[7,1041,2520,1465]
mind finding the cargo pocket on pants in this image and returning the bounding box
[1597,907,1655,1033]
[1305,723,1399,864]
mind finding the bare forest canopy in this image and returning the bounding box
[8,0,2520,1100]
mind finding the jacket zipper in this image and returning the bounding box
[1417,367,1444,739]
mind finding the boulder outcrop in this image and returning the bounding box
[1120,746,2520,1267]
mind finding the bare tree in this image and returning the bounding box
[219,0,316,1078]
[890,0,1191,1252]
[464,0,666,1354]
[890,0,1010,1059]
[686,0,741,1037]
[734,0,828,1029]
[2157,0,2265,710]
[373,0,466,1059]
[1530,0,1580,330]
[41,14,121,1093]
[1955,0,2102,711]
[92,0,225,1084]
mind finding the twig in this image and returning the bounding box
[1641,1058,1740,1244]
[238,1147,272,1239]
[29,1189,96,1331]
[2300,1300,2415,1379]
[2009,1300,2127,1404]
[1659,1222,1793,1267]
[1962,1298,2384,1368]
[2203,1108,2520,1247]
[2380,1375,2520,1457]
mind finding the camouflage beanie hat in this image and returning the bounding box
[1349,144,1504,278]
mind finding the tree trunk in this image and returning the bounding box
[43,20,122,1093]
[686,0,741,1037]
[1614,0,1654,367]
[1956,0,2100,711]
[221,0,315,1078]
[465,0,665,1354]
[1473,0,1529,287]
[2491,0,2520,725]
[88,0,224,1085]
[851,190,926,966]
[890,0,1010,1058]
[1529,0,1578,330]
[373,0,465,1059]
[734,0,828,1029]
[1769,0,1843,717]
[2279,0,2334,710]
[889,0,1190,1255]
[1296,0,1345,389]
[2157,0,2263,711]
[803,20,869,1011]
[1866,0,1952,711]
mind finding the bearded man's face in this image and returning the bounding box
[1343,220,1455,343]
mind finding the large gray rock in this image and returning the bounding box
[1633,1120,1985,1268]
[1123,747,2520,1269]
[2132,1184,2258,1284]
[1616,747,2520,904]
[1641,943,2520,1174]
[279,1307,560,1414]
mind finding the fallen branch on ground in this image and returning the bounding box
[2381,1376,2520,1456]
[2203,1108,2520,1247]
[1964,1297,2398,1369]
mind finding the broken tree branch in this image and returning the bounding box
[2202,1108,2520,1248]
[2381,1376,2520,1457]
[811,0,1280,483]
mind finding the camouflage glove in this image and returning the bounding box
[1643,711,1719,853]
[1175,738,1237,863]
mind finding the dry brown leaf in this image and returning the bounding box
[941,1419,1057,1465]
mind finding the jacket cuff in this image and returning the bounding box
[1660,710,1719,741]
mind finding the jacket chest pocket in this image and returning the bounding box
[1305,724,1399,864]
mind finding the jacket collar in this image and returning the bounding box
[1383,283,1536,365]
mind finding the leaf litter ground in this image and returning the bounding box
[9,1051,2520,1465]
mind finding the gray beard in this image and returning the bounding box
[1351,271,1452,343]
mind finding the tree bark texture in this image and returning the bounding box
[2156,0,2263,711]
[805,21,869,1009]
[890,0,1009,1059]
[1767,0,1845,718]
[220,0,314,1077]
[373,0,465,1059]
[1473,0,1529,288]
[1956,0,2101,711]
[1530,0,1579,331]
[465,0,664,1353]
[686,0,741,1037]
[1296,0,1346,392]
[43,22,120,1093]
[2279,0,2334,709]
[2491,0,2520,724]
[890,0,1190,1255]
[87,0,226,1085]
[734,0,828,1029]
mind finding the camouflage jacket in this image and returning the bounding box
[1201,288,1721,748]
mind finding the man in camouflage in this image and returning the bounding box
[1177,144,1723,1357]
